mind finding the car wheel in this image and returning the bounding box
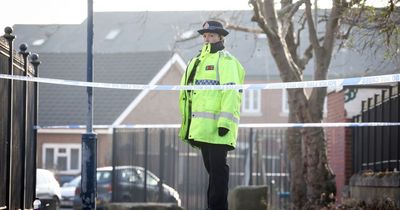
[51,197,60,210]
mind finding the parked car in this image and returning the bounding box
[73,166,181,209]
[60,175,80,207]
[56,174,77,186]
[36,169,62,210]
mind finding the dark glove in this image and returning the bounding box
[218,127,229,137]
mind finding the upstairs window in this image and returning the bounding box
[242,89,261,115]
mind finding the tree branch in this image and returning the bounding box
[305,0,320,49]
[296,13,307,50]
[226,24,263,34]
[217,18,263,34]
[175,33,201,42]
[299,36,324,69]
[249,0,278,38]
[322,0,345,59]
[281,0,306,39]
[300,44,313,69]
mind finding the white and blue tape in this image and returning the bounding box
[35,122,400,129]
[2,73,399,129]
[1,73,399,90]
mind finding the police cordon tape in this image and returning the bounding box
[2,73,400,128]
[0,73,400,90]
[34,122,400,129]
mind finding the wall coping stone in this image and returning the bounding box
[349,172,400,187]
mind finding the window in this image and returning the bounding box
[242,89,261,115]
[42,143,81,173]
[282,89,289,114]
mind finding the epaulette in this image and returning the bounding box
[219,50,233,60]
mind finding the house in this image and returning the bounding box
[13,10,398,181]
[35,51,185,174]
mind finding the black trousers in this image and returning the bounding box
[200,144,229,210]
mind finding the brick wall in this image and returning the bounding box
[326,90,353,202]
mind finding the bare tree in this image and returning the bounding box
[245,0,361,209]
[243,0,399,209]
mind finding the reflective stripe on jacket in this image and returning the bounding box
[178,43,245,149]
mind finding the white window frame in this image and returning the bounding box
[281,89,327,116]
[42,143,81,174]
[242,89,261,115]
[281,89,290,115]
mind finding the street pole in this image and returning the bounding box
[81,0,97,209]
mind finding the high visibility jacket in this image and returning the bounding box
[178,43,245,149]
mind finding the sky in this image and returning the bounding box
[0,0,391,31]
[0,0,251,30]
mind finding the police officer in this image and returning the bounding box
[179,20,245,210]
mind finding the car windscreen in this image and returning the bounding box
[136,169,159,186]
[63,176,81,187]
[97,171,112,184]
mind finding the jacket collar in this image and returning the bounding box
[199,41,225,59]
[210,41,225,53]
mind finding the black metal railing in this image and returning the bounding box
[112,127,291,210]
[0,27,40,210]
[352,83,400,173]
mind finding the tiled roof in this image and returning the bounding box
[38,51,173,126]
[12,11,281,77]
[14,11,398,79]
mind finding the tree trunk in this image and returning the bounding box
[302,127,336,209]
[268,41,336,208]
[248,0,343,208]
[286,107,306,210]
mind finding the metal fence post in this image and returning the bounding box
[185,143,190,209]
[172,129,176,188]
[397,83,400,170]
[249,128,253,185]
[395,84,400,170]
[4,26,15,210]
[351,116,357,173]
[30,53,40,203]
[111,128,117,202]
[388,86,394,171]
[386,88,393,171]
[159,129,165,202]
[19,43,30,210]
[361,101,366,171]
[381,90,386,171]
[367,98,373,170]
[143,128,148,202]
[373,94,378,171]
[255,130,260,185]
